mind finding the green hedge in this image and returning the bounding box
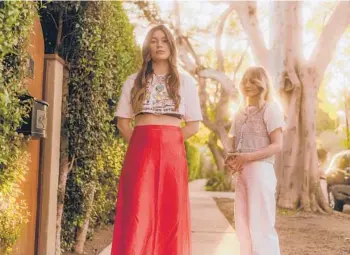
[205,171,232,192]
[185,141,202,181]
[0,2,36,254]
[52,2,140,251]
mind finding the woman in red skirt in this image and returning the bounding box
[111,24,202,255]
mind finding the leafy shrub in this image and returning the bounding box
[185,141,202,181]
[205,171,233,192]
[0,2,36,253]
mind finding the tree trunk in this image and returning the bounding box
[74,185,96,254]
[274,75,302,210]
[276,67,330,212]
[269,2,330,212]
[56,143,71,255]
[208,134,225,171]
[54,10,63,54]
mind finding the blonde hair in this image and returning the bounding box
[238,66,276,109]
[131,25,181,113]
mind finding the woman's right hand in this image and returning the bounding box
[117,117,133,143]
[225,155,243,174]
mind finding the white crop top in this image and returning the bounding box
[115,72,203,122]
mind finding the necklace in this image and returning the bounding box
[244,105,260,117]
[155,74,165,84]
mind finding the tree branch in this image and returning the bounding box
[181,36,201,66]
[173,0,181,35]
[134,1,162,24]
[176,37,199,74]
[310,1,350,78]
[216,5,235,72]
[198,68,237,95]
[233,45,248,82]
[173,1,201,73]
[208,134,225,171]
[283,1,302,91]
[198,77,217,131]
[269,1,302,92]
[234,1,269,68]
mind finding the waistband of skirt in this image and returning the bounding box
[246,159,275,167]
[134,124,181,131]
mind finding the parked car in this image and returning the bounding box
[325,150,350,212]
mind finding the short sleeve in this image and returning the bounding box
[264,102,285,134]
[228,115,236,138]
[115,75,136,118]
[183,75,203,122]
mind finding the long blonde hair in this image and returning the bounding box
[131,25,181,112]
[238,66,276,109]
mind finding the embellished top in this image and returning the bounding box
[115,72,203,122]
[228,102,285,164]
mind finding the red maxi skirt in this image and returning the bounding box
[111,125,191,255]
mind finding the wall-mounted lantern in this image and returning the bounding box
[17,94,49,139]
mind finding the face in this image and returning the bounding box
[149,29,171,61]
[241,77,263,98]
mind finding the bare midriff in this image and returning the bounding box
[135,113,182,127]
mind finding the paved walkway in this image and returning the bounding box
[99,179,240,255]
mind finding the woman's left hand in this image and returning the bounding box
[231,152,253,165]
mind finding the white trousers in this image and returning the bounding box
[234,161,280,255]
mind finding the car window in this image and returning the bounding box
[344,155,350,168]
[332,156,342,169]
[336,154,350,169]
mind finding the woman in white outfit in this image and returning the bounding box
[225,66,284,255]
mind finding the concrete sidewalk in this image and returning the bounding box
[99,179,239,255]
[190,192,240,255]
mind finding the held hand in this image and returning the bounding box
[225,155,243,174]
[231,152,253,166]
[224,154,235,165]
[227,161,243,175]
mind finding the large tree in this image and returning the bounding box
[134,1,350,212]
[266,1,350,212]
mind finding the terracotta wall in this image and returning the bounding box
[13,17,44,255]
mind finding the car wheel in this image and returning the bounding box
[328,190,344,212]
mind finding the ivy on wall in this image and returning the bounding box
[40,1,140,251]
[0,1,140,253]
[0,2,36,254]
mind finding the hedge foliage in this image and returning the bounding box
[185,141,202,181]
[0,2,36,254]
[42,1,140,251]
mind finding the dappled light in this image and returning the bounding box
[1,1,349,255]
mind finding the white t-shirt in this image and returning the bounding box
[115,72,203,122]
[228,102,285,164]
